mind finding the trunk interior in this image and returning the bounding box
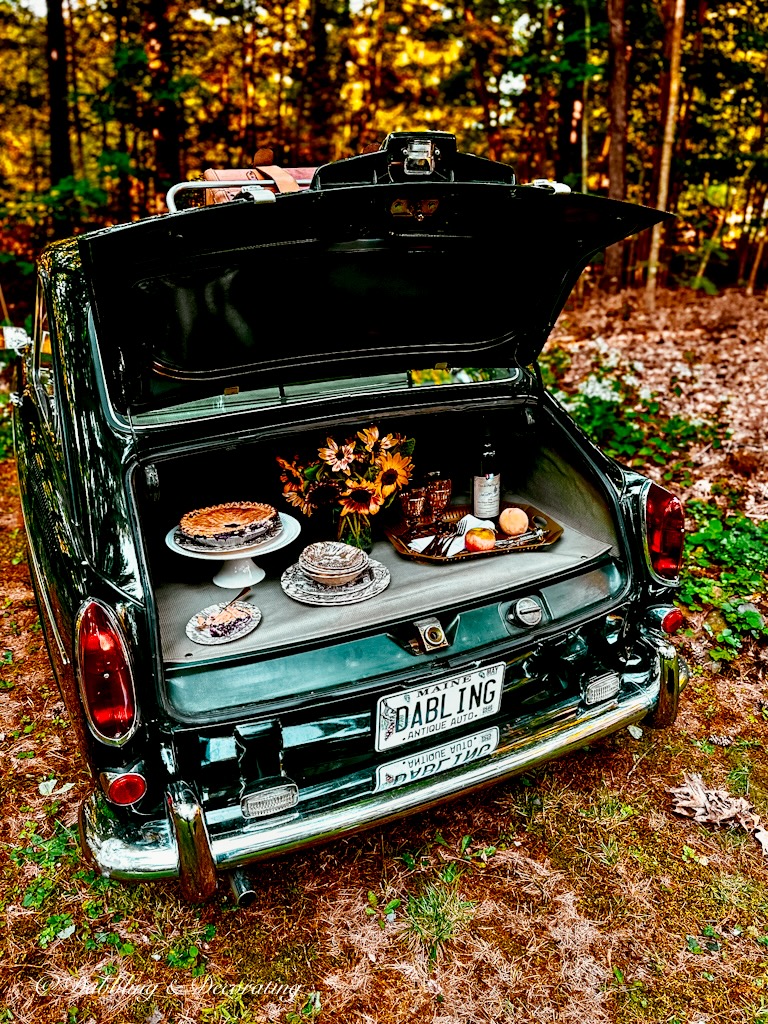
[137,402,628,722]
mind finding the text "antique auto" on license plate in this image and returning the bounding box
[375,662,505,752]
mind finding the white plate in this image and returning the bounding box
[281,559,390,606]
[185,601,262,645]
[166,513,301,560]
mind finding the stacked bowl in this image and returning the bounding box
[298,541,370,588]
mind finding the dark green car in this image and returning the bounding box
[8,133,686,904]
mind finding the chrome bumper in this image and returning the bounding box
[79,637,685,900]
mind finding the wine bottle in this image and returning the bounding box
[472,421,500,519]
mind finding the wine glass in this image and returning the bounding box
[426,478,452,521]
[400,487,427,532]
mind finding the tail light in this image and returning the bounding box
[76,600,137,745]
[661,608,684,634]
[102,771,147,805]
[646,606,685,634]
[642,482,684,582]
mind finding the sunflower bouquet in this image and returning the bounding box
[277,426,415,550]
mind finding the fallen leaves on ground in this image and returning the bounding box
[669,772,768,855]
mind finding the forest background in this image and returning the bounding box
[3,3,768,1022]
[0,0,767,325]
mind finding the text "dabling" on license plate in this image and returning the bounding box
[377,663,504,750]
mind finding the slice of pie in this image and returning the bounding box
[196,604,252,637]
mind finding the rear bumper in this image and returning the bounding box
[79,633,687,900]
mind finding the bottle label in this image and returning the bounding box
[473,474,500,518]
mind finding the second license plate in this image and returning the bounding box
[375,726,500,792]
[376,661,505,752]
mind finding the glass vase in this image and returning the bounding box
[337,511,373,553]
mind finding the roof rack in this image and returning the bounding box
[166,168,315,212]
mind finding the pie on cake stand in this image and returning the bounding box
[165,513,301,588]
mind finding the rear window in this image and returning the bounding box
[129,367,520,426]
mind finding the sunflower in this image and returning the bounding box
[339,479,385,516]
[283,488,313,515]
[357,425,396,463]
[375,451,413,496]
[276,455,304,487]
[306,480,342,511]
[318,437,356,474]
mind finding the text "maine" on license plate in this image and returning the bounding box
[376,662,504,752]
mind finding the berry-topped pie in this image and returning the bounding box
[178,501,281,550]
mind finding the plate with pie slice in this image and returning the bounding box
[185,601,262,645]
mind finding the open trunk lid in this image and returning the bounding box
[79,143,670,418]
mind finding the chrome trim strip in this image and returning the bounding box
[80,676,669,884]
[18,498,70,666]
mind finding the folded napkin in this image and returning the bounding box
[409,515,495,558]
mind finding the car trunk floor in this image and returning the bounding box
[156,518,612,666]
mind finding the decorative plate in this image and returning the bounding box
[299,540,369,576]
[185,601,262,646]
[281,559,391,606]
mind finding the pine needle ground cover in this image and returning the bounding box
[1,291,768,1024]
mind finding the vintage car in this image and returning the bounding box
[6,132,686,904]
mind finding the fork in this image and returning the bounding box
[434,515,472,558]
[219,584,253,610]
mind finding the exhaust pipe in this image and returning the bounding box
[228,868,257,908]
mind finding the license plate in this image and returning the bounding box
[375,726,500,792]
[375,661,505,752]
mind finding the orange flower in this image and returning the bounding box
[307,481,342,510]
[318,438,356,474]
[357,425,395,462]
[375,451,413,496]
[276,455,304,487]
[283,489,313,515]
[339,479,385,516]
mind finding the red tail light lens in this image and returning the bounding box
[643,483,684,581]
[105,772,147,805]
[662,608,685,634]
[76,601,137,745]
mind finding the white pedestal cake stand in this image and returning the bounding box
[165,513,301,588]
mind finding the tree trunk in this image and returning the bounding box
[555,0,583,187]
[694,191,729,287]
[463,5,503,160]
[304,0,337,164]
[111,0,138,221]
[746,196,768,296]
[46,0,74,186]
[746,232,766,297]
[63,0,84,179]
[603,0,627,291]
[143,0,182,200]
[645,0,686,312]
[239,19,255,163]
[581,0,591,192]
